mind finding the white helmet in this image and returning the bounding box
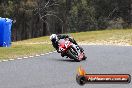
[50,34,58,42]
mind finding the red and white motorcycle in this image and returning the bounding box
[58,38,87,62]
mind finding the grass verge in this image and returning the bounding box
[71,29,132,45]
[0,29,132,60]
[0,36,54,60]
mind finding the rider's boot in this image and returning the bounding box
[61,52,65,57]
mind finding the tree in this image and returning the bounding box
[0,0,131,41]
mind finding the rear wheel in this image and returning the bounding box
[67,46,80,62]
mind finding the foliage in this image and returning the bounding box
[0,0,131,41]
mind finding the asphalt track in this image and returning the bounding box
[0,45,132,88]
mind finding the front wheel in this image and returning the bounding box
[67,46,80,62]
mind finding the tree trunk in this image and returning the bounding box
[129,0,132,27]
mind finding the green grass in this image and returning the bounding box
[14,36,50,44]
[0,44,54,60]
[0,36,54,60]
[0,29,132,60]
[71,29,132,44]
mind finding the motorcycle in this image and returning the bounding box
[58,38,87,62]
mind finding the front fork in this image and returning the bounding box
[72,44,85,60]
[72,44,82,53]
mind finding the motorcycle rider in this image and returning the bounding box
[50,34,84,57]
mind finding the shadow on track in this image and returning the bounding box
[55,58,79,62]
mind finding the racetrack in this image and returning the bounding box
[0,45,132,88]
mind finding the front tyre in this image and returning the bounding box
[67,46,80,62]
